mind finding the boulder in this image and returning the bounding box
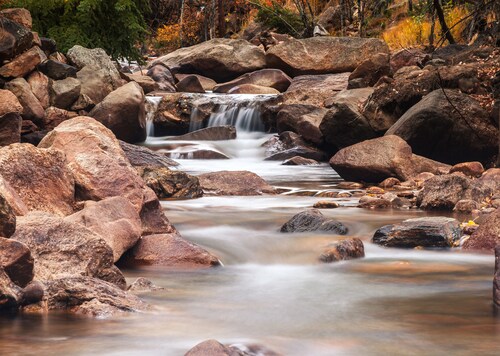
[329,135,449,183]
[0,8,32,29]
[26,71,49,109]
[276,104,327,145]
[119,233,221,269]
[320,88,376,149]
[0,89,22,146]
[0,17,33,62]
[5,78,44,122]
[373,217,461,248]
[282,156,318,165]
[40,37,56,54]
[119,141,178,168]
[170,126,237,141]
[39,59,78,80]
[266,37,389,77]
[89,82,146,143]
[317,4,343,32]
[453,199,480,213]
[137,166,203,199]
[0,46,46,79]
[0,238,33,287]
[319,238,365,262]
[0,193,16,238]
[65,197,142,262]
[313,200,339,208]
[281,73,349,106]
[462,208,500,252]
[348,53,391,89]
[50,77,81,109]
[124,73,159,94]
[150,38,266,82]
[147,64,176,92]
[184,340,237,356]
[175,73,216,91]
[176,75,205,93]
[76,66,114,105]
[213,69,292,93]
[227,84,280,95]
[38,117,175,234]
[44,277,145,317]
[13,212,125,288]
[198,171,275,196]
[0,174,28,216]
[0,88,23,117]
[390,48,429,73]
[0,268,21,311]
[449,161,484,178]
[70,93,95,112]
[66,45,122,89]
[0,143,75,216]
[280,209,348,234]
[385,89,498,165]
[264,131,327,161]
[43,106,78,130]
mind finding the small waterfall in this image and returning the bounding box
[207,102,265,132]
[145,96,162,138]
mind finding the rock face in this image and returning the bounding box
[38,117,175,234]
[13,212,125,288]
[119,141,178,168]
[373,217,461,248]
[150,38,267,82]
[89,81,146,144]
[320,238,365,263]
[66,197,142,262]
[417,174,472,210]
[280,209,348,234]
[5,78,45,122]
[266,37,389,77]
[0,46,46,79]
[329,135,449,183]
[281,73,349,106]
[198,171,275,196]
[276,104,327,145]
[0,238,33,287]
[214,68,292,93]
[462,209,500,252]
[120,233,221,269]
[0,143,75,216]
[170,126,237,141]
[386,89,498,165]
[0,17,33,62]
[0,193,16,238]
[138,166,203,199]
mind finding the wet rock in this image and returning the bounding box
[385,89,498,165]
[26,71,49,109]
[379,177,401,188]
[127,277,164,292]
[0,238,33,287]
[170,126,237,141]
[280,209,348,234]
[373,217,461,248]
[453,199,480,213]
[266,37,389,77]
[120,233,221,269]
[227,84,280,95]
[198,171,275,196]
[176,75,205,93]
[76,66,114,105]
[463,208,500,253]
[44,277,146,317]
[417,174,472,210]
[282,156,318,165]
[276,104,327,145]
[0,17,33,62]
[320,238,365,262]
[175,74,216,91]
[184,339,237,356]
[214,69,291,93]
[13,212,125,288]
[43,106,77,130]
[89,81,146,144]
[0,8,32,29]
[38,117,175,235]
[150,38,266,82]
[264,131,327,162]
[0,46,46,79]
[66,45,122,89]
[66,197,142,262]
[449,161,484,178]
[166,147,230,160]
[0,268,21,312]
[137,166,203,199]
[358,196,392,209]
[39,59,78,80]
[0,143,75,216]
[5,78,45,122]
[281,73,349,106]
[148,64,176,92]
[348,53,391,89]
[119,141,178,168]
[313,201,339,209]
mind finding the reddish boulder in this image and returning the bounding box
[463,209,500,253]
[198,171,275,196]
[5,78,45,122]
[0,46,46,78]
[276,104,327,145]
[0,238,33,287]
[449,161,484,178]
[0,8,32,29]
[213,68,292,93]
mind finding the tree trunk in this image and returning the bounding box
[433,0,455,44]
[179,0,185,46]
[217,0,225,37]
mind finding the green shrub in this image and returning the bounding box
[255,1,304,37]
[2,0,150,62]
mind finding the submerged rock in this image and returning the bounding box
[281,209,348,234]
[198,171,275,196]
[372,217,461,248]
[320,238,365,262]
[185,339,282,356]
[127,277,164,293]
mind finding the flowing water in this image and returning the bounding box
[1,95,498,355]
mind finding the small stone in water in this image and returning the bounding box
[313,201,339,209]
[320,238,365,263]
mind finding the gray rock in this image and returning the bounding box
[281,209,348,234]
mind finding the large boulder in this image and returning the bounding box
[462,208,500,253]
[0,193,16,238]
[213,69,292,93]
[119,233,221,269]
[76,66,114,105]
[89,82,146,143]
[13,212,125,288]
[198,171,275,196]
[329,135,449,183]
[0,46,46,79]
[281,73,349,106]
[280,209,348,234]
[227,84,279,95]
[276,104,327,145]
[0,143,75,216]
[266,37,389,77]
[66,45,122,89]
[65,197,142,262]
[385,89,498,165]
[137,166,203,199]
[0,17,33,62]
[38,117,175,234]
[373,217,461,248]
[0,238,33,287]
[49,77,81,109]
[149,38,267,82]
[5,78,44,122]
[0,89,23,146]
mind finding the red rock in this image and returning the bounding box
[198,170,275,196]
[0,46,46,78]
[0,238,33,287]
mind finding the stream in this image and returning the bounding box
[0,94,498,355]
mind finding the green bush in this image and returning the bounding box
[2,0,150,62]
[255,1,304,37]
